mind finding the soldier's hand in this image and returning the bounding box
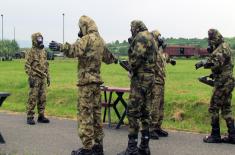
[29,77,34,88]
[195,61,203,70]
[47,78,50,87]
[170,59,176,66]
[128,37,133,44]
[49,41,61,51]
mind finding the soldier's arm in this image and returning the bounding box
[102,46,118,64]
[206,49,226,69]
[25,50,33,76]
[163,52,170,63]
[45,61,50,78]
[60,37,88,58]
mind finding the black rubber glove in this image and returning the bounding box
[49,41,61,51]
[170,59,176,66]
[47,78,50,87]
[29,77,35,88]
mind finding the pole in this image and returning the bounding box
[14,27,15,41]
[1,14,3,41]
[62,13,64,44]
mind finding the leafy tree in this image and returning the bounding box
[0,40,20,56]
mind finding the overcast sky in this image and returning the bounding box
[1,0,235,47]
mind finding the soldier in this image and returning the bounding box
[150,30,176,139]
[118,20,157,155]
[195,29,235,144]
[49,15,118,155]
[25,32,50,125]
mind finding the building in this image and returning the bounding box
[165,45,208,58]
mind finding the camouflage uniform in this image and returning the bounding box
[207,32,234,121]
[127,21,156,136]
[150,30,173,136]
[58,16,117,151]
[202,29,235,144]
[25,32,50,119]
[151,48,166,129]
[119,20,157,155]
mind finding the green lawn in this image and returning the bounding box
[0,58,235,133]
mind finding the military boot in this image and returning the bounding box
[203,117,221,143]
[117,134,138,155]
[92,144,104,155]
[37,115,50,123]
[138,130,151,155]
[156,128,168,137]
[222,118,235,144]
[71,148,93,155]
[149,130,159,140]
[27,117,35,125]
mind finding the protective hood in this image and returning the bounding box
[78,15,98,36]
[208,29,224,48]
[151,30,167,49]
[130,20,148,37]
[31,32,43,48]
[151,30,161,40]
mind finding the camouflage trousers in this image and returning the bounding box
[27,77,46,118]
[78,84,104,149]
[127,73,154,135]
[150,83,165,131]
[209,77,235,121]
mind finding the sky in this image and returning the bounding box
[0,0,235,47]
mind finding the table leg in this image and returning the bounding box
[102,90,108,123]
[116,95,128,129]
[116,109,127,129]
[0,132,5,144]
[0,97,7,107]
[113,93,124,120]
[108,92,113,128]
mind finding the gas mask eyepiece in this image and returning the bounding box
[36,36,44,49]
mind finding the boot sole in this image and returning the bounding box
[37,120,50,123]
[203,139,222,143]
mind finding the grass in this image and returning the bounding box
[0,58,235,133]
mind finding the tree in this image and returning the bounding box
[0,40,20,56]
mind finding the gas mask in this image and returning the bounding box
[78,31,83,38]
[207,29,224,53]
[207,45,214,53]
[78,26,83,38]
[36,36,44,49]
[130,25,141,38]
[130,27,137,37]
[157,36,167,49]
[128,37,133,44]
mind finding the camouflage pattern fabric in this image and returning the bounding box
[127,20,157,135]
[150,30,174,130]
[59,15,117,149]
[60,16,116,86]
[206,29,234,121]
[150,83,165,130]
[27,77,47,118]
[78,84,104,149]
[25,32,49,118]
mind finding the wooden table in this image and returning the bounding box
[100,86,130,129]
[0,92,10,107]
[0,92,10,144]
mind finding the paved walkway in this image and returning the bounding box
[1,112,235,155]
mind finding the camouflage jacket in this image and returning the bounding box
[207,42,234,86]
[25,47,49,79]
[128,30,157,75]
[154,47,171,85]
[60,16,116,86]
